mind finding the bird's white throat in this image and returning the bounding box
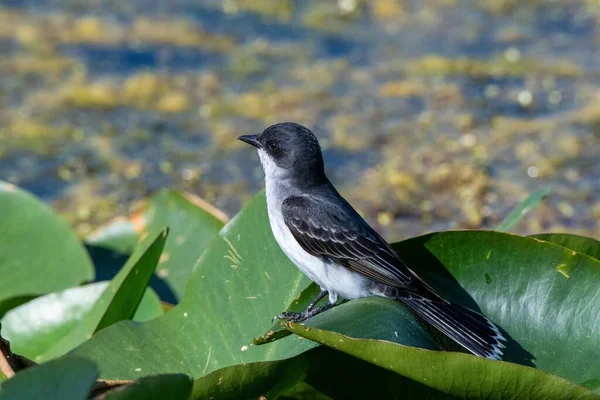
[258,149,288,182]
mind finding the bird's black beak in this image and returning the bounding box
[237,134,262,149]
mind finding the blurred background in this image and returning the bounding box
[0,0,599,242]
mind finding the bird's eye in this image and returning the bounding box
[268,142,279,153]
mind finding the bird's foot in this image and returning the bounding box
[274,310,310,323]
[274,304,333,323]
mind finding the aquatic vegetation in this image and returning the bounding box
[2,184,600,398]
[223,0,294,21]
[405,55,582,78]
[0,53,78,77]
[328,114,375,151]
[156,92,191,114]
[290,59,349,89]
[0,119,80,154]
[379,80,427,98]
[1,3,599,392]
[60,81,121,109]
[0,10,237,50]
[303,2,364,33]
[0,0,598,242]
[130,17,237,50]
[371,0,408,22]
[351,153,490,230]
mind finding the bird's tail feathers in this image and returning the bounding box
[398,295,505,360]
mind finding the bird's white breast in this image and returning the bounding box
[260,150,370,301]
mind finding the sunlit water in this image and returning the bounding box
[0,0,598,240]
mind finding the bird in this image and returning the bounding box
[238,122,505,360]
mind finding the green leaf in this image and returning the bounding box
[495,186,551,232]
[389,231,600,390]
[1,283,163,361]
[189,347,451,400]
[190,354,308,400]
[86,218,139,255]
[39,229,168,361]
[531,233,600,261]
[87,190,226,300]
[0,357,98,400]
[189,347,446,400]
[101,374,192,400]
[72,194,600,395]
[280,382,334,400]
[255,230,600,392]
[302,347,450,400]
[308,297,442,350]
[285,322,596,399]
[72,193,314,380]
[0,181,94,316]
[132,289,164,323]
[256,291,444,352]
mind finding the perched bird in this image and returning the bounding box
[238,122,505,360]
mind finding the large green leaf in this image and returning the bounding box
[86,218,139,255]
[39,229,167,361]
[101,374,192,400]
[286,347,449,400]
[193,346,452,400]
[254,285,444,351]
[531,233,600,261]
[72,194,600,395]
[495,186,551,232]
[285,322,596,399]
[190,353,308,400]
[1,282,163,361]
[72,193,313,379]
[0,181,94,315]
[280,381,334,400]
[131,289,164,322]
[0,357,97,400]
[87,190,226,300]
[257,229,600,392]
[388,231,600,390]
[189,346,439,400]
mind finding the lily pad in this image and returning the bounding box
[87,190,226,300]
[391,231,600,391]
[100,374,192,400]
[285,322,596,399]
[531,233,600,261]
[39,229,167,361]
[0,357,98,400]
[72,195,600,396]
[190,353,308,400]
[301,347,450,399]
[0,181,94,316]
[1,282,163,361]
[72,193,314,380]
[251,229,600,392]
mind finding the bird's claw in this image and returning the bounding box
[273,303,335,323]
[273,310,309,323]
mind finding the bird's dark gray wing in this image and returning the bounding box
[281,195,414,288]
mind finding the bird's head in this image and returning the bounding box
[238,122,326,185]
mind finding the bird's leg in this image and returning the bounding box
[275,289,332,322]
[296,301,335,321]
[305,289,328,312]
